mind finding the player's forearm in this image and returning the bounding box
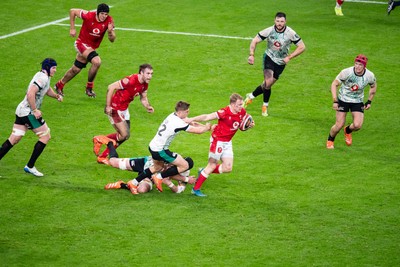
[290,42,306,59]
[367,84,377,101]
[69,9,80,29]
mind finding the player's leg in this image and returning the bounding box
[244,54,270,108]
[127,152,164,194]
[261,69,275,117]
[192,158,217,197]
[97,110,127,160]
[327,110,347,149]
[335,0,344,16]
[152,154,191,192]
[0,123,26,160]
[24,123,51,177]
[55,54,87,96]
[388,0,400,14]
[344,110,364,146]
[83,48,101,97]
[98,121,128,159]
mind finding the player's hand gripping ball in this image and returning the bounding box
[239,114,254,131]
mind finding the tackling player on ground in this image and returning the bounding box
[101,137,196,194]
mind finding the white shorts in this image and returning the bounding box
[107,109,130,125]
[208,137,233,161]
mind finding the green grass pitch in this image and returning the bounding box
[0,0,399,266]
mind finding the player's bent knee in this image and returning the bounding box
[223,164,233,173]
[87,51,99,64]
[36,127,51,139]
[121,133,130,140]
[185,157,194,170]
[74,59,87,69]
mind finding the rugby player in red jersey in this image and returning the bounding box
[55,3,116,98]
[93,64,154,165]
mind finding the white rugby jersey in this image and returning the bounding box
[15,71,51,117]
[149,113,189,151]
[336,67,376,103]
[258,25,302,65]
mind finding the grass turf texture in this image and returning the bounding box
[1,0,399,266]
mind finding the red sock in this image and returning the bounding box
[337,0,344,5]
[107,133,118,142]
[194,173,207,190]
[99,148,109,158]
[212,164,221,174]
[86,81,94,89]
[56,80,65,89]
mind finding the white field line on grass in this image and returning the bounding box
[54,23,252,40]
[0,17,69,40]
[0,1,387,40]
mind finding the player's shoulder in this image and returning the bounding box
[106,15,114,22]
[34,71,49,81]
[364,68,375,78]
[259,25,274,35]
[217,106,228,116]
[341,66,354,75]
[121,73,137,84]
[80,10,92,18]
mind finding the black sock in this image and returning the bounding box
[27,141,46,168]
[120,183,129,190]
[134,168,153,183]
[345,126,353,134]
[252,85,263,97]
[328,135,335,141]
[160,166,179,178]
[108,142,118,158]
[263,89,272,103]
[0,139,13,160]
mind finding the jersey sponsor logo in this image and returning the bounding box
[93,28,101,35]
[274,41,282,48]
[351,84,359,91]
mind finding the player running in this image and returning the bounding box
[188,93,255,197]
[55,3,116,98]
[326,54,377,149]
[93,64,154,165]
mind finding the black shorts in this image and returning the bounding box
[14,114,46,129]
[129,158,146,173]
[263,54,286,80]
[149,147,177,163]
[337,99,364,113]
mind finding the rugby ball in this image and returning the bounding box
[239,114,253,131]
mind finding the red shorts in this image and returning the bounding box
[74,39,94,55]
[107,109,130,124]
